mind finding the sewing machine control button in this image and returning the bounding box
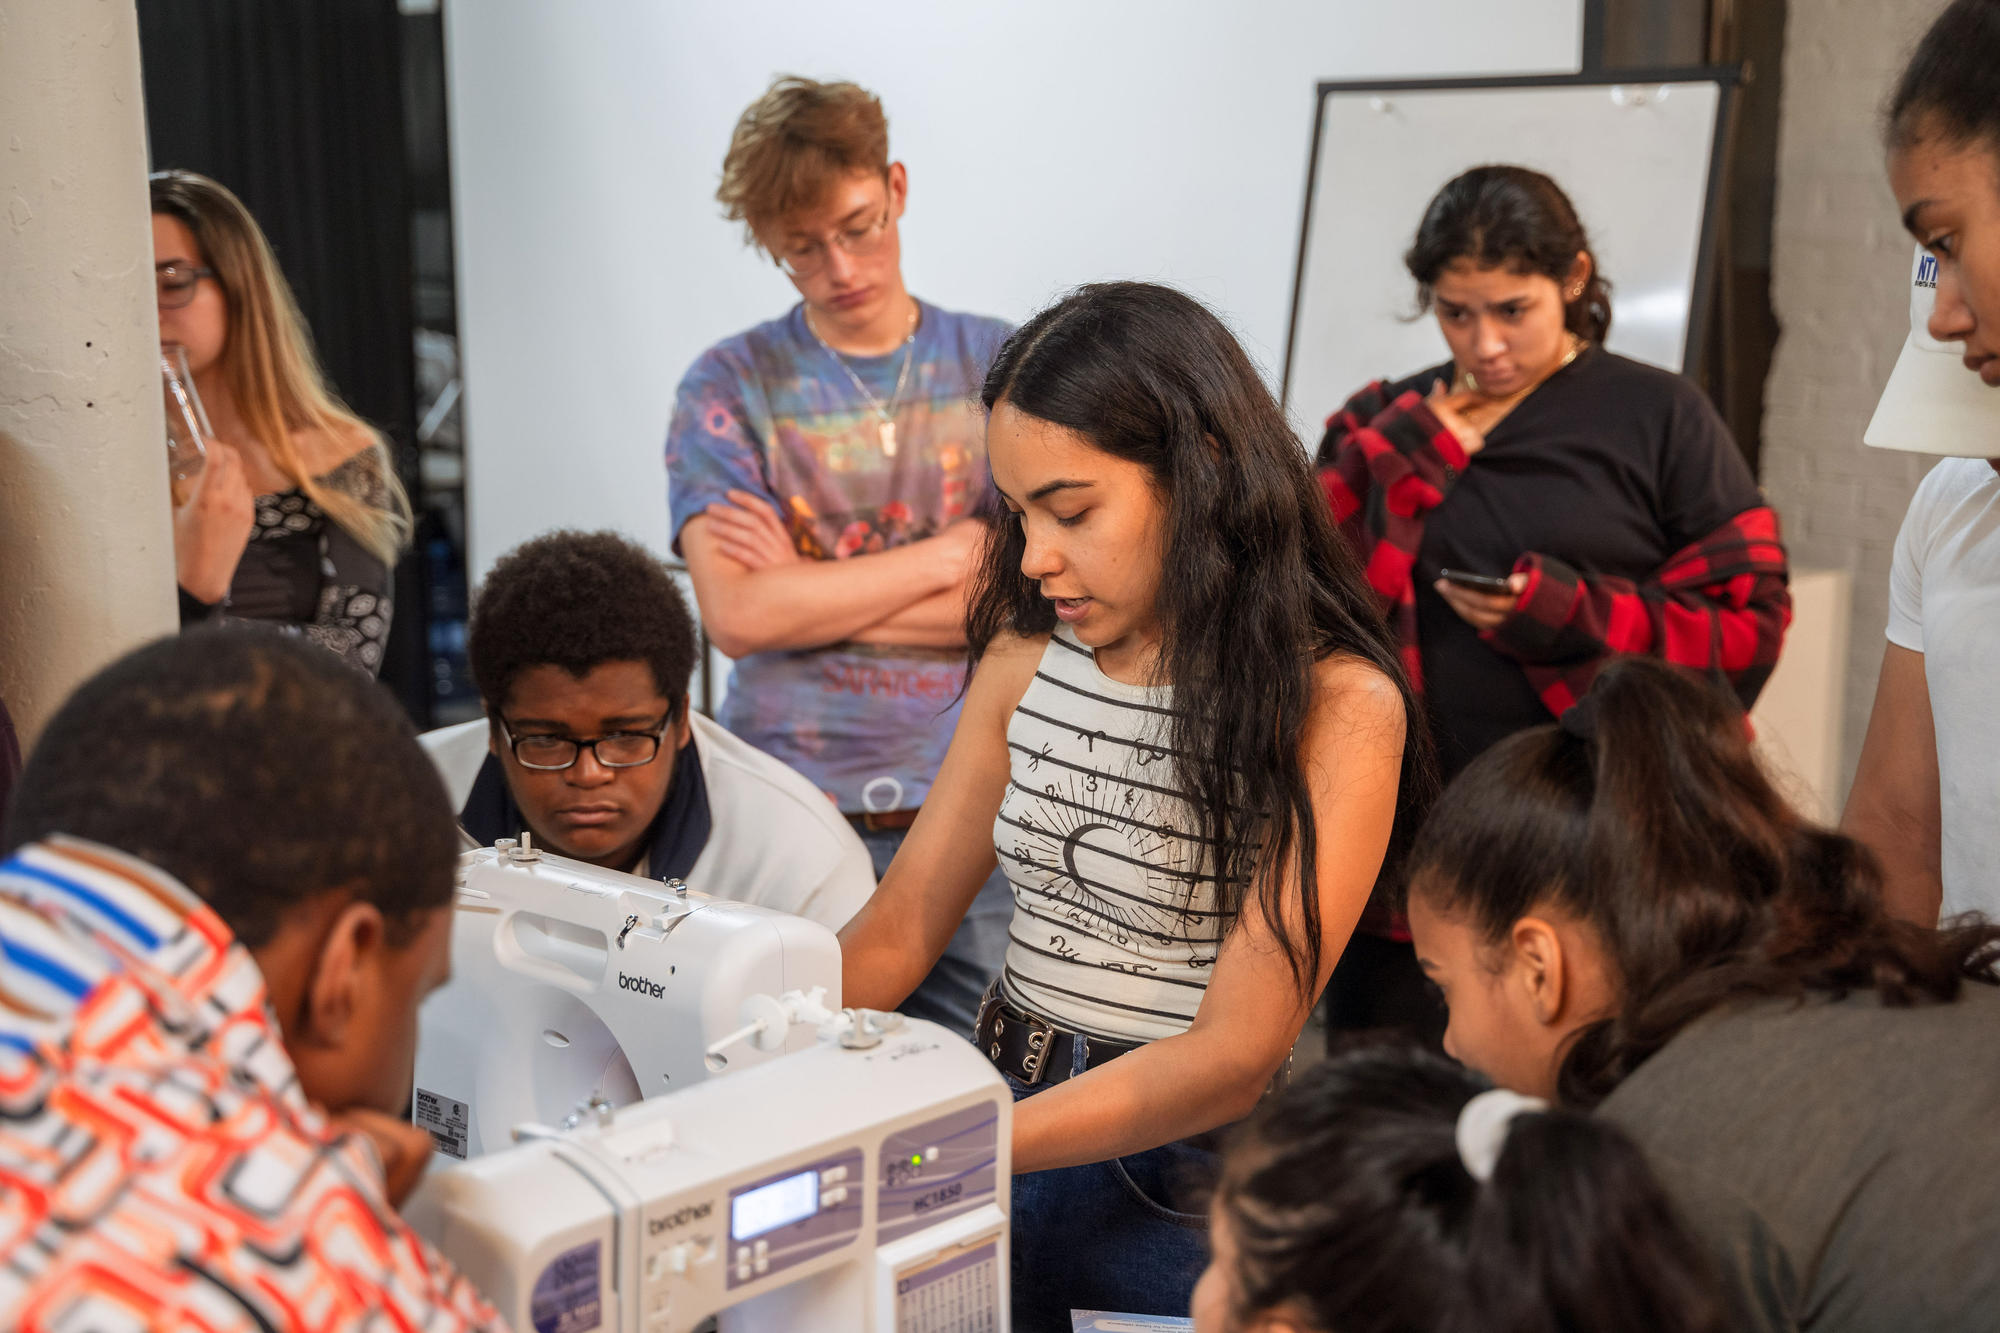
[735,1259,752,1283]
[820,1165,847,1187]
[734,1245,750,1267]
[646,1252,664,1280]
[924,1146,940,1164]
[753,1239,770,1274]
[822,1185,848,1208]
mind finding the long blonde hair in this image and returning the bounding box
[150,169,411,566]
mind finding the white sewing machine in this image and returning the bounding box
[413,837,843,1160]
[405,1007,1011,1332]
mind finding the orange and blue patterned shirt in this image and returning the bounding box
[0,836,503,1332]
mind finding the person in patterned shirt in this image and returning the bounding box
[0,627,500,1331]
[667,77,1014,1036]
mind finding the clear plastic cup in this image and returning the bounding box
[162,342,211,499]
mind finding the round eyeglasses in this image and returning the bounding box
[498,717,671,772]
[772,207,891,280]
[156,263,218,310]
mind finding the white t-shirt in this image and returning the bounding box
[1885,458,2000,922]
[421,712,876,932]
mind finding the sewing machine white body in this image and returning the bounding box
[413,842,843,1160]
[405,1016,1011,1333]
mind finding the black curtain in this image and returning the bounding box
[138,0,431,725]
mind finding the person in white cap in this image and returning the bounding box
[1843,0,2000,927]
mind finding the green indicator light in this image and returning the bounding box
[911,1155,922,1165]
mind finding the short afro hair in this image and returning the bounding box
[468,530,699,714]
[5,627,458,949]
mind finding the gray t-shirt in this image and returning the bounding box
[1599,983,2000,1332]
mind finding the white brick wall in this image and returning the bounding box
[1763,0,1946,795]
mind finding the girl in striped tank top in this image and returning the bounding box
[839,282,1427,1330]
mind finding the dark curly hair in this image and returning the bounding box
[5,627,457,949]
[468,530,700,714]
[968,282,1431,993]
[1406,165,1613,343]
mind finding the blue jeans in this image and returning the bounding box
[856,826,1014,1038]
[1005,1057,1216,1333]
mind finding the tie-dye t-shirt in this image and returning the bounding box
[666,299,1012,813]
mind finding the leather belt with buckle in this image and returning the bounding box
[846,808,922,833]
[974,981,1296,1108]
[973,983,1138,1087]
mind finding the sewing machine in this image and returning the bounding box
[413,837,844,1160]
[405,1005,1011,1332]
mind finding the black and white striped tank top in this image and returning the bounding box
[993,627,1242,1043]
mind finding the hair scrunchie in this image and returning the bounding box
[1455,1087,1549,1181]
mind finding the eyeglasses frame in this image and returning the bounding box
[495,715,675,772]
[770,201,893,280]
[155,263,219,310]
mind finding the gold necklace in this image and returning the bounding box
[1459,333,1585,395]
[804,302,920,457]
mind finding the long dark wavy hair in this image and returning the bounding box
[1408,656,2000,1107]
[1218,1047,1731,1333]
[1406,165,1613,343]
[967,281,1430,991]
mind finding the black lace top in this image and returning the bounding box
[178,451,395,675]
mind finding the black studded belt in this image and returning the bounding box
[973,981,1140,1087]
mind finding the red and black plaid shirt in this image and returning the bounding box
[1317,380,1791,720]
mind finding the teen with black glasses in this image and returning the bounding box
[420,529,874,933]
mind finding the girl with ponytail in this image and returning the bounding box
[1195,1046,1732,1333]
[1406,655,2000,1331]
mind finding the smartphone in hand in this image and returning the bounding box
[1437,568,1515,593]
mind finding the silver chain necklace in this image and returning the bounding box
[804,301,919,458]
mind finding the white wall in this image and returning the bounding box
[1760,0,1945,794]
[445,1,1581,578]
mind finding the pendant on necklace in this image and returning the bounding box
[879,419,898,457]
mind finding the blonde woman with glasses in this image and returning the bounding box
[151,169,410,674]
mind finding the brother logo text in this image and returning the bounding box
[619,971,667,998]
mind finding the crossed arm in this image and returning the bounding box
[680,489,985,656]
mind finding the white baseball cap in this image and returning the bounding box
[1864,245,2000,456]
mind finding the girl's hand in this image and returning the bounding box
[1434,571,1528,630]
[705,489,803,570]
[173,439,255,604]
[1426,379,1488,457]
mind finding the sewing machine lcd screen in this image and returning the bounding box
[730,1169,819,1241]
